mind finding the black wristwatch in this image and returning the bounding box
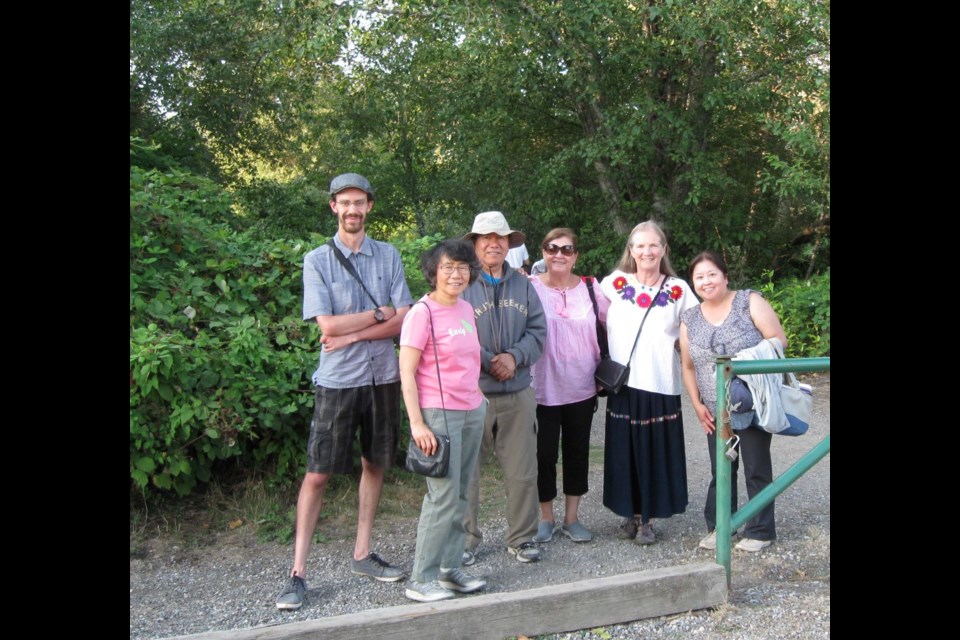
[373,308,386,323]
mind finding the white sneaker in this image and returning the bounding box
[699,531,718,550]
[735,538,772,552]
[404,580,456,602]
[699,530,737,550]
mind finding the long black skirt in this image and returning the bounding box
[602,386,688,521]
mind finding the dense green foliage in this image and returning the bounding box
[131,160,319,496]
[755,269,830,358]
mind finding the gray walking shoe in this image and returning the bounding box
[616,516,640,540]
[405,580,456,602]
[351,552,406,582]
[532,520,556,543]
[636,522,656,545]
[275,574,307,610]
[438,567,487,593]
[560,521,594,542]
[507,541,541,563]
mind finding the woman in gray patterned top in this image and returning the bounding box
[678,250,787,554]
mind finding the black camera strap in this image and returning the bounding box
[584,276,609,358]
[327,238,381,308]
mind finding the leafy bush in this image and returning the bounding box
[755,269,830,358]
[131,163,318,498]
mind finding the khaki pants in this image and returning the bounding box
[464,387,539,550]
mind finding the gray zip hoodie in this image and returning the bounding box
[462,266,547,396]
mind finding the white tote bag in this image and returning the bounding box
[778,371,812,436]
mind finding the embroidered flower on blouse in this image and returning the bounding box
[613,275,684,308]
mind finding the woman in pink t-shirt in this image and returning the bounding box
[529,228,610,545]
[399,239,487,603]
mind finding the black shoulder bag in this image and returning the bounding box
[592,275,668,395]
[584,276,610,397]
[403,301,451,478]
[326,238,381,308]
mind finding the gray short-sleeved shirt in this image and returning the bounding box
[681,288,763,409]
[303,235,413,388]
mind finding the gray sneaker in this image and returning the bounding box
[636,522,656,545]
[439,567,487,593]
[462,550,477,566]
[532,520,556,543]
[506,541,541,563]
[351,552,406,582]
[560,521,594,542]
[275,574,307,610]
[405,580,456,602]
[617,516,640,540]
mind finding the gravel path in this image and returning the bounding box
[130,374,829,640]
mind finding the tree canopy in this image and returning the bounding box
[131,0,828,280]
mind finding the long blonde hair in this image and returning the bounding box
[615,220,677,277]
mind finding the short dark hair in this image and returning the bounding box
[687,250,728,282]
[420,239,481,289]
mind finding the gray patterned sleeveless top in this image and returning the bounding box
[681,289,762,405]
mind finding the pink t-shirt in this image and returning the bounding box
[530,277,609,406]
[399,295,484,411]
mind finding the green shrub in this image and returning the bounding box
[131,164,318,498]
[755,269,830,358]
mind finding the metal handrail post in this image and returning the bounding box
[711,352,830,590]
[730,434,831,530]
[714,355,734,586]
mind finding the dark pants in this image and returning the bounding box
[704,425,776,541]
[536,396,596,502]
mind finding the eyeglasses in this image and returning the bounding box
[438,264,472,276]
[335,199,368,209]
[543,244,576,256]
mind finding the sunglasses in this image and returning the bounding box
[543,244,576,256]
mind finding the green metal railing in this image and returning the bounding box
[713,355,830,586]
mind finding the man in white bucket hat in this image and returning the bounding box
[460,211,547,564]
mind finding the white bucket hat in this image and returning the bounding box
[462,211,526,248]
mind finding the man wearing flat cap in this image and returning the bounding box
[460,211,547,564]
[276,173,414,610]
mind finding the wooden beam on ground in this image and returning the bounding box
[164,562,727,640]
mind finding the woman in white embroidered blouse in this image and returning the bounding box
[598,220,697,545]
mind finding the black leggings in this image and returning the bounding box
[536,396,596,502]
